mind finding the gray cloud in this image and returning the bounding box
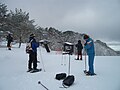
[2,0,120,42]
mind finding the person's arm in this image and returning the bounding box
[84,40,93,49]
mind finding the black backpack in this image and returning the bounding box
[62,75,75,87]
[55,73,67,80]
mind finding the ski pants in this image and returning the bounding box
[7,41,12,47]
[28,51,37,69]
[77,50,82,59]
[88,53,95,74]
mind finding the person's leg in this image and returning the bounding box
[77,50,81,60]
[80,51,82,60]
[77,53,79,60]
[7,41,11,50]
[28,53,33,70]
[88,54,95,74]
[33,52,37,70]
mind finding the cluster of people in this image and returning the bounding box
[6,32,96,76]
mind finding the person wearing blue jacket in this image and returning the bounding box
[83,34,96,76]
[27,34,39,72]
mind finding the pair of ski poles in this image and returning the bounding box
[61,52,71,75]
[38,47,49,90]
[39,47,46,72]
[61,52,67,65]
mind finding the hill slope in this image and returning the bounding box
[95,40,119,56]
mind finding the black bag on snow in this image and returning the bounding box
[63,75,75,87]
[55,73,67,80]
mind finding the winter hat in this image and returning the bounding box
[83,34,89,39]
[78,40,81,43]
[30,33,35,37]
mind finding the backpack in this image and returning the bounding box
[26,39,33,54]
[62,75,75,87]
[55,73,67,80]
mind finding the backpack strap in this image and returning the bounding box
[29,39,33,49]
[29,39,33,43]
[26,39,33,53]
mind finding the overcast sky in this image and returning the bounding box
[1,0,120,42]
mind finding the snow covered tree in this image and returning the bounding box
[8,8,36,47]
[0,3,36,47]
[0,3,10,42]
[0,3,8,26]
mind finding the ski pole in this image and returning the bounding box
[84,51,87,73]
[61,52,66,65]
[39,47,46,72]
[64,54,66,66]
[68,54,70,75]
[61,52,63,65]
[38,81,49,90]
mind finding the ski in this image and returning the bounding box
[30,68,42,73]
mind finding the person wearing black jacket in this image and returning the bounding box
[6,33,13,50]
[75,40,83,60]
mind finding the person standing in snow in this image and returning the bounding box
[6,33,13,50]
[75,40,83,60]
[27,34,39,72]
[83,34,96,76]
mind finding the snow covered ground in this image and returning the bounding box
[0,44,120,90]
